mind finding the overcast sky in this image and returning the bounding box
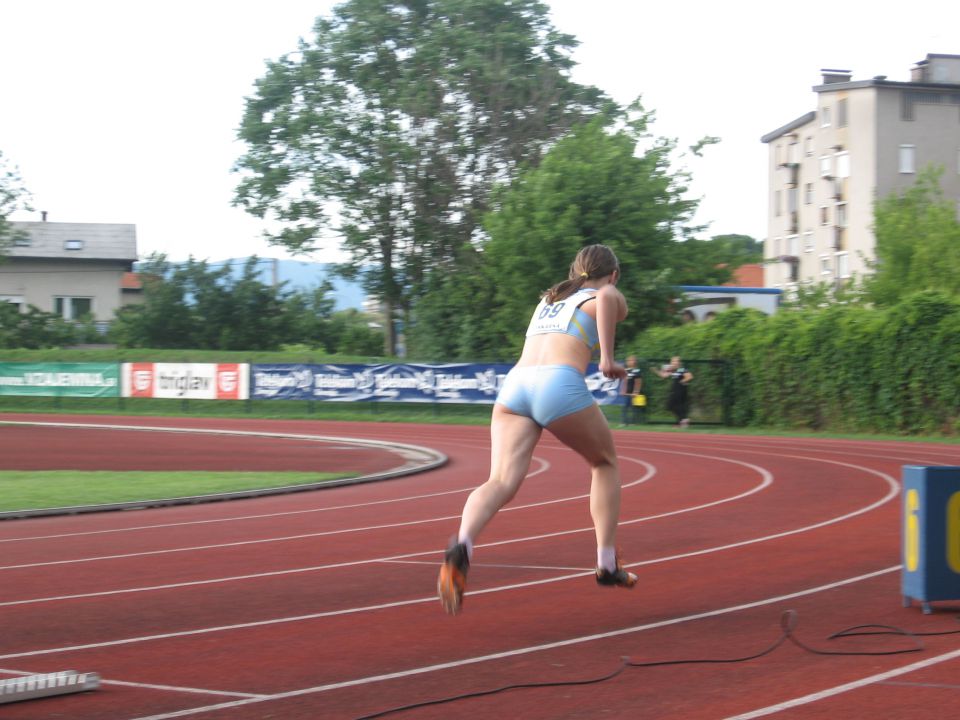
[1,0,957,262]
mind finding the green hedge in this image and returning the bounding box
[629,290,960,435]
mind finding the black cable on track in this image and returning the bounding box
[353,609,959,719]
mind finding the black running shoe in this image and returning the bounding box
[437,540,470,614]
[596,551,637,588]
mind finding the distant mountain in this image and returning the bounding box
[243,259,366,311]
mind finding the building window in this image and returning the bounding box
[820,255,832,275]
[803,231,814,253]
[788,259,799,283]
[819,155,833,178]
[804,136,814,156]
[820,206,830,226]
[899,144,916,174]
[788,141,800,165]
[836,252,850,278]
[773,237,782,257]
[775,190,781,217]
[787,187,798,213]
[13,236,31,247]
[1,295,24,312]
[787,235,799,256]
[836,203,848,228]
[804,183,814,205]
[820,106,831,127]
[837,98,848,128]
[835,151,850,178]
[64,239,84,251]
[54,296,93,320]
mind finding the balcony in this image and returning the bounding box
[780,162,800,188]
[832,226,846,251]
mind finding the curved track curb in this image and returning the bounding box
[0,421,448,520]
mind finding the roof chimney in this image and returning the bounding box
[821,68,852,84]
[41,211,48,222]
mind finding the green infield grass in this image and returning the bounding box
[0,470,352,511]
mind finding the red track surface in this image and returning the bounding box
[1,413,959,719]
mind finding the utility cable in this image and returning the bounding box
[354,609,945,719]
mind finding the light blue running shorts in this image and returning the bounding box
[495,364,595,427]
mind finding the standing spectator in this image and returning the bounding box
[620,355,644,426]
[653,356,694,427]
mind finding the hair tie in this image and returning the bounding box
[580,272,589,279]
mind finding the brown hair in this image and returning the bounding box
[543,244,620,304]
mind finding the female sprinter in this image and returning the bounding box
[438,244,637,615]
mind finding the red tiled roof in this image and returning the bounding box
[121,272,142,290]
[723,264,764,288]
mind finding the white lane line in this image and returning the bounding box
[381,559,595,572]
[0,457,888,660]
[0,459,656,572]
[0,460,654,605]
[0,452,549,545]
[629,436,960,468]
[125,567,903,720]
[722,646,960,719]
[0,667,265,699]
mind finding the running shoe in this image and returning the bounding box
[437,540,470,615]
[596,551,638,588]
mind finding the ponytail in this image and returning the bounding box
[542,245,619,304]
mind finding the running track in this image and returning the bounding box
[1,413,959,719]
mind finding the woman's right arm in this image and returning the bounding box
[596,285,627,379]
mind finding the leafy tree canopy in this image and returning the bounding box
[109,254,381,352]
[867,165,960,306]
[232,0,610,354]
[407,104,717,359]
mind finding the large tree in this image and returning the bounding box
[407,105,715,359]
[867,165,960,306]
[233,0,608,355]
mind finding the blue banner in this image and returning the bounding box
[250,363,621,405]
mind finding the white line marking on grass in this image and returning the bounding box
[124,567,903,720]
[722,646,960,719]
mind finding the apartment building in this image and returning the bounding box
[0,219,138,324]
[762,53,960,289]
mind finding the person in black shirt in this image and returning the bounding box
[620,355,644,426]
[653,356,694,427]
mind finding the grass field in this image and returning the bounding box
[0,470,352,511]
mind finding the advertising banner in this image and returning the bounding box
[122,363,249,400]
[250,363,622,405]
[0,362,120,397]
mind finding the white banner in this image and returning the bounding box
[122,363,249,400]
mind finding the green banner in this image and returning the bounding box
[0,363,120,397]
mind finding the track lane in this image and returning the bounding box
[2,416,959,720]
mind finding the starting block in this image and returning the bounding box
[0,671,100,704]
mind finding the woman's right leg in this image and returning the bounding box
[457,403,543,547]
